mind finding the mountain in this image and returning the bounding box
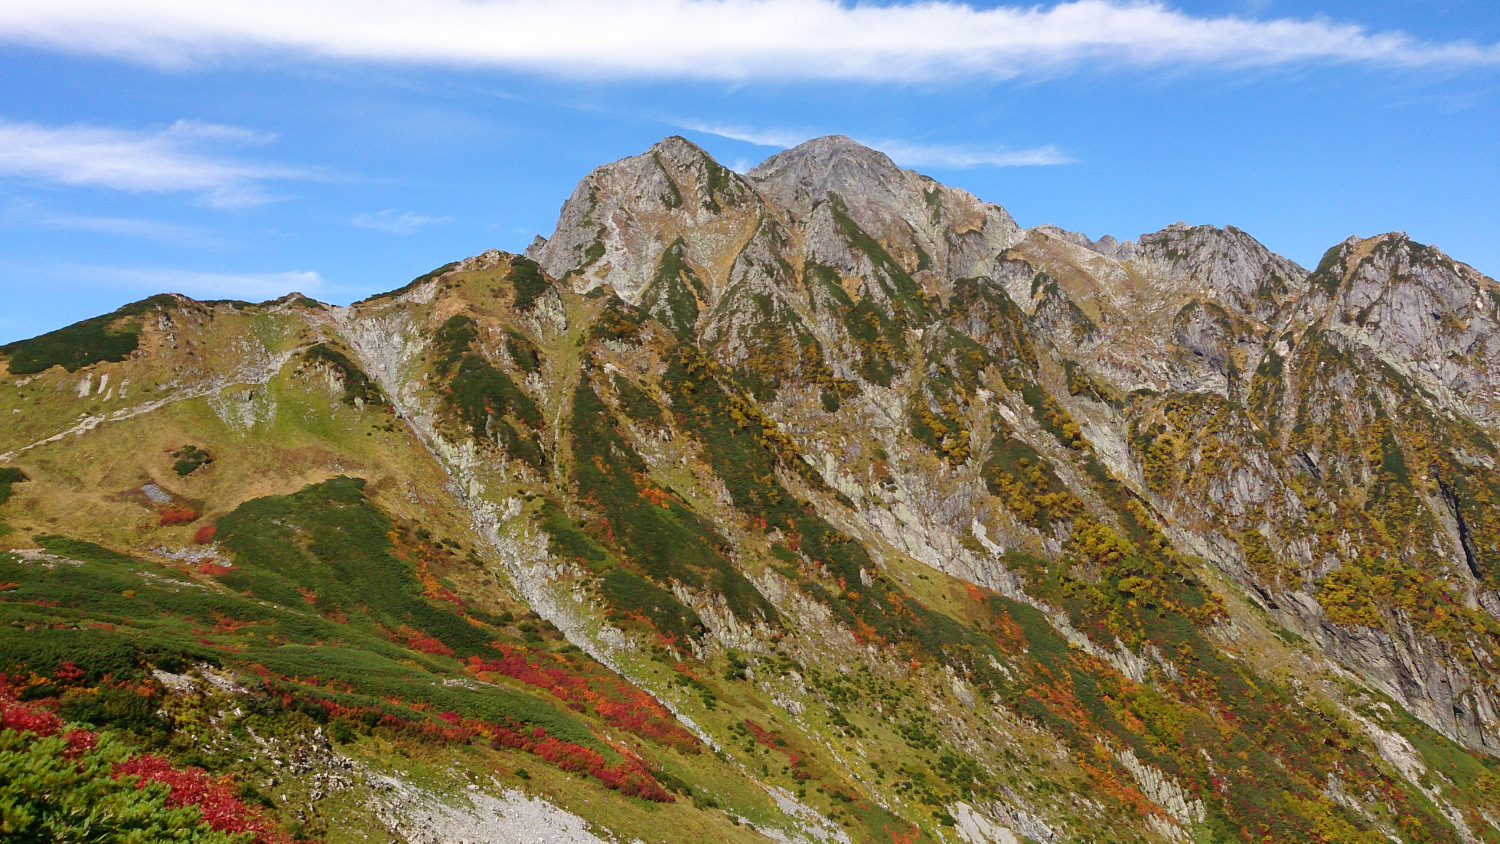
[2,135,1499,844]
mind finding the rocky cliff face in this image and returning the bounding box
[4,136,1500,844]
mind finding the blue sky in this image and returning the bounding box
[0,0,1496,343]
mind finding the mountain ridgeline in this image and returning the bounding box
[2,135,1499,844]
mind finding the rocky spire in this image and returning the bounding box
[527,136,763,304]
[1130,222,1308,322]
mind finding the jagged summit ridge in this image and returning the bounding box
[527,135,763,304]
[1132,222,1308,322]
[1298,231,1500,424]
[746,134,914,222]
[530,136,1324,322]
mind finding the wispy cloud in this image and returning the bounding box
[0,119,310,206]
[350,209,453,235]
[677,122,813,149]
[164,119,277,146]
[871,140,1075,168]
[1,206,206,241]
[89,266,325,300]
[0,1,1493,80]
[681,122,1073,168]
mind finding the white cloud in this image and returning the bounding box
[350,209,453,235]
[871,140,1076,168]
[164,119,277,146]
[0,119,308,206]
[0,204,207,240]
[677,122,814,149]
[0,0,1492,80]
[89,266,325,300]
[682,122,1074,168]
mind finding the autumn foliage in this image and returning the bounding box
[466,646,699,753]
[159,507,199,526]
[115,754,296,843]
[0,677,298,844]
[249,670,675,804]
[391,624,455,655]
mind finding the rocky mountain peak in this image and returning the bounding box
[1131,222,1307,321]
[747,135,904,198]
[746,134,924,241]
[1309,231,1494,312]
[527,136,764,305]
[1300,231,1500,424]
[647,134,715,168]
[1029,224,1135,259]
[747,135,1021,283]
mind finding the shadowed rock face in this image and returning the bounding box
[6,135,1500,844]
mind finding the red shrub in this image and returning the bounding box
[465,648,698,752]
[0,680,100,755]
[114,754,296,843]
[392,625,454,656]
[193,524,217,544]
[1,696,64,736]
[159,508,198,526]
[63,728,98,758]
[248,675,675,807]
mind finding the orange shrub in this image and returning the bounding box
[159,508,198,526]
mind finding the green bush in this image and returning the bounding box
[0,730,246,844]
[354,261,458,304]
[610,374,664,427]
[508,256,550,311]
[301,344,386,406]
[1,295,174,374]
[58,686,174,741]
[171,445,213,477]
[826,200,929,323]
[216,476,495,658]
[807,263,902,387]
[432,315,545,468]
[640,239,704,339]
[570,377,776,627]
[505,331,542,374]
[599,569,702,645]
[536,501,609,569]
[0,467,28,507]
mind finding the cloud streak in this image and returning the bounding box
[0,203,209,241]
[678,122,813,149]
[0,0,1494,80]
[0,119,309,206]
[872,140,1075,168]
[681,122,1074,168]
[350,209,453,235]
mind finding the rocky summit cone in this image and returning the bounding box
[3,137,1499,844]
